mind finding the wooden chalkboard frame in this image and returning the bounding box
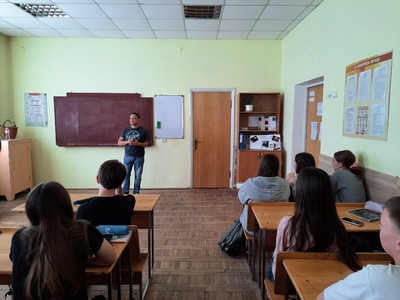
[54,93,153,147]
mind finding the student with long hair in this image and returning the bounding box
[269,167,360,280]
[286,152,315,199]
[331,150,366,203]
[239,154,290,235]
[10,182,116,300]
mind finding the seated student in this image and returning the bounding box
[331,150,366,203]
[76,159,136,225]
[10,181,116,300]
[239,154,290,235]
[286,152,315,200]
[269,167,360,281]
[317,196,400,300]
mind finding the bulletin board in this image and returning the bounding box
[155,95,183,139]
[343,51,392,140]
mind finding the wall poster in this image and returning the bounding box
[25,93,48,127]
[343,51,392,140]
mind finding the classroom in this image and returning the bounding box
[1,0,400,299]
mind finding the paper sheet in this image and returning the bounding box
[345,74,357,103]
[371,103,385,137]
[344,106,355,134]
[357,69,372,102]
[310,122,318,140]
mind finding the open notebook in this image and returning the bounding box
[346,201,383,222]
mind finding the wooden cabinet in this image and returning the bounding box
[236,93,282,183]
[0,138,33,201]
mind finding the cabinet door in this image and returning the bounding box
[10,141,32,191]
[238,151,262,182]
[237,150,282,183]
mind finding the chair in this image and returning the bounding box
[120,225,149,300]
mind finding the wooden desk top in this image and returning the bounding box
[0,227,130,276]
[252,203,379,232]
[12,193,160,213]
[283,255,393,300]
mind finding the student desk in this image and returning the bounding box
[283,255,393,300]
[0,227,131,300]
[12,193,160,278]
[251,203,380,292]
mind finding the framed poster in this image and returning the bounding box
[343,51,392,140]
[25,93,48,127]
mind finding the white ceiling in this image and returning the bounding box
[0,0,323,39]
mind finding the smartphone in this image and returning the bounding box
[341,217,364,227]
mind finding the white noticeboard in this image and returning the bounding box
[155,95,183,139]
[25,93,48,127]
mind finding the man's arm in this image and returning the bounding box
[131,139,150,147]
[117,136,130,147]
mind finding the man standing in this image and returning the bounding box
[118,112,151,194]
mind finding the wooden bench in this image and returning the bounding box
[264,251,392,300]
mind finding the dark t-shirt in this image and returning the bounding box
[10,223,103,300]
[120,126,150,157]
[75,195,136,226]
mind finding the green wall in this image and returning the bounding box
[281,0,400,177]
[9,38,282,188]
[0,33,13,123]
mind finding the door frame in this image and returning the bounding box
[290,77,324,173]
[189,88,236,188]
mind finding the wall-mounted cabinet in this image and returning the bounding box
[236,93,282,183]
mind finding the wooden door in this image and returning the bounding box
[305,84,323,166]
[193,92,231,187]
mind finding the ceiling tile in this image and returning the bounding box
[253,19,292,30]
[187,30,217,39]
[99,4,145,19]
[2,17,50,29]
[312,0,323,4]
[260,6,306,19]
[39,18,84,29]
[225,0,269,4]
[222,6,264,19]
[154,30,186,39]
[217,31,249,39]
[142,5,182,19]
[113,19,151,30]
[0,19,15,28]
[269,0,314,5]
[219,20,256,31]
[248,30,281,39]
[122,30,156,38]
[96,0,138,3]
[57,28,95,37]
[52,0,95,3]
[148,19,184,30]
[8,0,54,3]
[0,28,32,36]
[285,19,301,32]
[76,18,117,30]
[297,6,316,19]
[278,31,290,38]
[185,19,219,31]
[57,4,108,18]
[182,0,224,4]
[25,28,63,37]
[89,29,126,38]
[139,0,180,3]
[0,3,31,17]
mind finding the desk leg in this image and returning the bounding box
[252,218,259,281]
[107,274,112,300]
[261,229,266,300]
[258,226,263,287]
[148,211,152,279]
[129,258,133,300]
[116,259,121,300]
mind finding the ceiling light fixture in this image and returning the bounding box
[14,3,69,18]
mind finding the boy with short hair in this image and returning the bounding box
[317,196,400,300]
[76,159,135,225]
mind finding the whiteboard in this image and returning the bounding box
[155,95,183,138]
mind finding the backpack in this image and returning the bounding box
[218,219,246,258]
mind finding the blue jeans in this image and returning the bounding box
[123,155,144,194]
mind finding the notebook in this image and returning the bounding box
[346,201,383,222]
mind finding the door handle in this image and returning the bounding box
[194,139,198,150]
